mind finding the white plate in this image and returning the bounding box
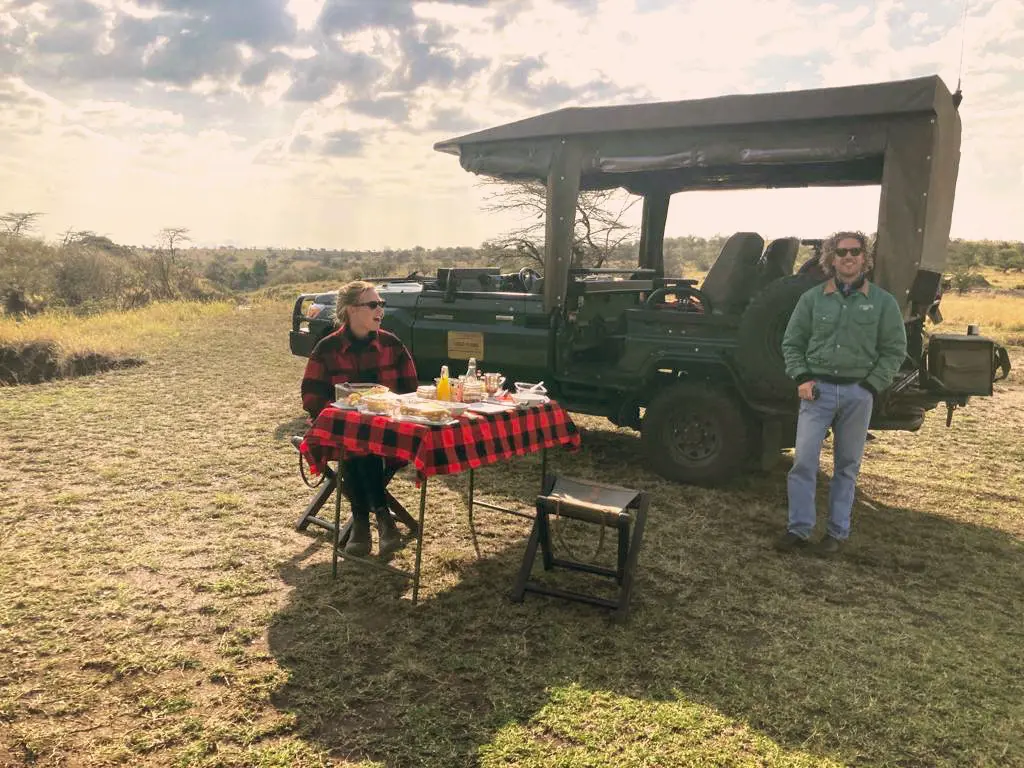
[466,401,516,414]
[393,414,458,427]
[397,395,469,414]
[356,405,398,417]
[331,401,359,411]
[512,393,550,406]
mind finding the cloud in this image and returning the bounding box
[317,0,416,35]
[289,133,313,153]
[390,25,490,91]
[347,96,411,123]
[13,0,298,86]
[426,107,484,134]
[321,128,364,156]
[70,100,184,130]
[490,55,624,108]
[283,47,385,101]
[239,51,293,88]
[2,0,1024,248]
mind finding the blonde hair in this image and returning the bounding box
[820,231,875,278]
[335,280,375,324]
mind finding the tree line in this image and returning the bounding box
[2,207,1021,317]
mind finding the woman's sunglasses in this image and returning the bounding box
[835,247,864,258]
[355,300,387,310]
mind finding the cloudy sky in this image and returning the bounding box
[1,0,1022,250]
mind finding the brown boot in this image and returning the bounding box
[375,508,403,556]
[344,517,371,557]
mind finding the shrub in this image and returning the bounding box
[948,270,991,293]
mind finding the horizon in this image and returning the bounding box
[2,0,1022,250]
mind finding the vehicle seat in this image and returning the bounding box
[699,232,765,314]
[758,237,800,287]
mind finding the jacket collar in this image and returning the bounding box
[823,278,870,297]
[328,325,379,352]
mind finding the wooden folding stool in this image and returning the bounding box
[290,436,418,545]
[511,474,648,621]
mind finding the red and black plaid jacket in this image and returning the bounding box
[301,327,418,419]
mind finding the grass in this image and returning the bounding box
[938,292,1024,345]
[0,297,1022,767]
[969,268,1024,291]
[0,300,239,359]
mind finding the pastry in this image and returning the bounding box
[362,392,398,414]
[342,384,389,406]
[400,401,450,421]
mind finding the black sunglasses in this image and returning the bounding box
[354,300,387,309]
[835,247,864,258]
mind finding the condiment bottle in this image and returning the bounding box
[437,365,451,401]
[466,357,477,379]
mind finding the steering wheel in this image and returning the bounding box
[518,266,542,292]
[645,286,712,314]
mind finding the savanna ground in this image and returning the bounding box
[1,290,1022,768]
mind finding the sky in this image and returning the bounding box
[1,0,1022,250]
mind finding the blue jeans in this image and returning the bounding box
[787,381,874,540]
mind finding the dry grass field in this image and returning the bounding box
[1,297,1022,767]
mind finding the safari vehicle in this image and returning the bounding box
[290,75,1010,485]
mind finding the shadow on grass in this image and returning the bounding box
[273,415,310,443]
[267,432,1024,768]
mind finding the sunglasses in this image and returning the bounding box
[354,300,387,309]
[835,247,864,258]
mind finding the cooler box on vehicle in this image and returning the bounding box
[927,334,997,396]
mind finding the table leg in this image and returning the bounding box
[540,447,548,492]
[467,468,481,559]
[411,477,427,605]
[332,463,342,578]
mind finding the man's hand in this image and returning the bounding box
[798,381,817,401]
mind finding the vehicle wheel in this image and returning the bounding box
[734,273,826,399]
[641,383,749,485]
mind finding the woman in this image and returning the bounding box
[301,280,418,557]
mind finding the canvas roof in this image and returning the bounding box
[434,76,953,154]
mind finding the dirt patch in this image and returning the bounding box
[0,341,144,385]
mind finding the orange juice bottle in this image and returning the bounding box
[436,365,451,401]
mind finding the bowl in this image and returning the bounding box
[512,391,549,407]
[513,381,547,395]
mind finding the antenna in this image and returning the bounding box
[953,0,968,108]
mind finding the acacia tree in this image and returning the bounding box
[152,226,191,298]
[478,179,638,269]
[1,212,43,236]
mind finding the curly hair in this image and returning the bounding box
[334,279,376,325]
[820,231,875,278]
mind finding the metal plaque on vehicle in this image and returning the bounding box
[448,331,484,360]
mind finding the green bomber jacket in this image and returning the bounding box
[781,278,908,394]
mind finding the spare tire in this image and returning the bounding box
[734,273,826,399]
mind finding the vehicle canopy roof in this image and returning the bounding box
[436,76,962,312]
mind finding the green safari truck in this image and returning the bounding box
[290,75,1010,485]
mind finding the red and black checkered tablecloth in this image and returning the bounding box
[300,401,581,478]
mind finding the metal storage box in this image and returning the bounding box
[927,334,996,396]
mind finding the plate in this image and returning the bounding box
[356,406,400,418]
[337,382,389,393]
[466,401,516,414]
[397,394,469,415]
[331,401,360,411]
[393,414,458,427]
[512,393,550,407]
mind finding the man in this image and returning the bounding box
[777,232,907,555]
